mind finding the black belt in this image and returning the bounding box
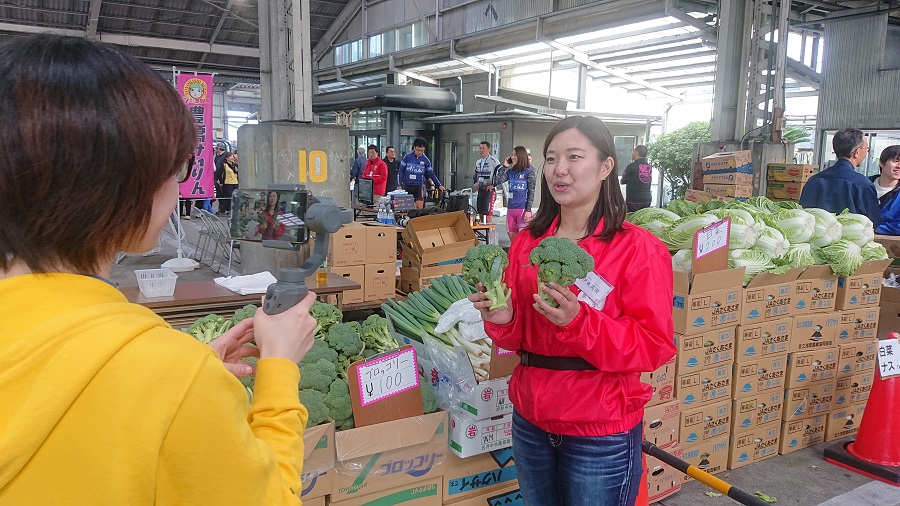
[520,351,597,371]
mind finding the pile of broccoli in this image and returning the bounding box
[462,244,511,310]
[361,314,399,353]
[186,303,259,343]
[528,237,595,307]
[299,339,355,430]
[311,300,342,338]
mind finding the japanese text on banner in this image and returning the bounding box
[176,73,215,199]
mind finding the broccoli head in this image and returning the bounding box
[325,378,353,423]
[239,355,258,389]
[346,320,363,335]
[300,338,339,366]
[326,323,365,358]
[335,417,355,431]
[230,304,258,326]
[420,375,438,413]
[528,237,595,307]
[361,315,398,353]
[462,244,511,310]
[299,359,338,393]
[299,389,329,428]
[311,300,342,338]
[186,314,233,344]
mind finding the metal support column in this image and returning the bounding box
[386,111,401,155]
[259,0,314,121]
[576,64,588,110]
[711,0,749,142]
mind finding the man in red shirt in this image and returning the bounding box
[363,144,388,198]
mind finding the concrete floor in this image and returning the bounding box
[108,209,899,506]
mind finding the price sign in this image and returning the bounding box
[694,218,731,259]
[356,347,420,407]
[878,337,900,378]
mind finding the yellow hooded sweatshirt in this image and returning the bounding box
[0,274,308,505]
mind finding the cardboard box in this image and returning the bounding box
[765,181,805,201]
[457,376,513,420]
[443,483,522,506]
[877,301,900,340]
[330,477,442,505]
[400,243,463,278]
[790,313,840,353]
[300,421,335,500]
[646,444,682,503]
[397,267,432,294]
[332,412,448,502]
[442,449,517,502]
[732,389,785,433]
[331,265,365,305]
[785,347,839,389]
[401,212,476,266]
[703,171,754,186]
[675,327,735,374]
[364,262,396,302]
[449,412,513,459]
[644,399,680,449]
[304,497,326,506]
[679,398,731,445]
[834,371,875,406]
[673,269,744,335]
[793,265,839,313]
[836,259,892,310]
[840,308,880,342]
[784,380,836,419]
[702,151,753,171]
[735,319,791,363]
[681,435,730,482]
[779,413,827,454]
[361,222,398,264]
[684,189,733,204]
[704,184,753,199]
[825,402,866,442]
[837,339,878,378]
[728,421,781,470]
[642,357,676,407]
[766,163,818,183]
[741,269,803,324]
[676,363,732,408]
[732,353,789,399]
[329,222,367,266]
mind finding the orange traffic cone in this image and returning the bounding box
[635,453,650,506]
[824,332,900,485]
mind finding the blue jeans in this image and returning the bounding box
[512,411,643,506]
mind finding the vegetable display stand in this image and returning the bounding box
[824,364,900,485]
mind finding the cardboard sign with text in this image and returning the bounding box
[692,218,730,274]
[349,345,424,427]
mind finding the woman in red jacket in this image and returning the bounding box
[471,116,675,506]
[363,144,388,198]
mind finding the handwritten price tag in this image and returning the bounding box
[878,338,900,378]
[694,218,731,260]
[356,347,420,407]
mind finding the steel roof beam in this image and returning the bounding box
[86,0,102,40]
[389,55,438,85]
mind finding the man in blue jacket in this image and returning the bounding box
[399,137,445,209]
[799,129,881,227]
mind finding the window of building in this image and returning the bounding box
[397,24,413,50]
[412,21,429,47]
[368,34,383,58]
[885,24,900,70]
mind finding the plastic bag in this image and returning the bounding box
[422,335,476,415]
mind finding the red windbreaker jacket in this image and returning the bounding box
[484,218,675,436]
[364,158,388,196]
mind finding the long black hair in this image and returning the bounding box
[511,146,529,172]
[528,116,626,242]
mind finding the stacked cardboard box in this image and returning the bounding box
[765,163,818,202]
[701,151,754,200]
[398,212,476,293]
[642,359,680,502]
[672,267,744,482]
[329,222,398,304]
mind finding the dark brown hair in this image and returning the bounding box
[511,146,529,172]
[0,34,196,273]
[528,116,626,242]
[880,145,900,167]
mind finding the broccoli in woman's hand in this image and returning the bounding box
[462,244,511,310]
[529,237,595,307]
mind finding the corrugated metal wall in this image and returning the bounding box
[818,14,900,131]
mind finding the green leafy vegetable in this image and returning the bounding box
[805,208,843,248]
[763,209,816,244]
[729,248,776,285]
[836,211,875,247]
[672,249,693,273]
[754,227,790,259]
[662,214,718,251]
[754,491,777,503]
[820,240,863,276]
[861,242,889,261]
[528,237,595,307]
[666,199,700,217]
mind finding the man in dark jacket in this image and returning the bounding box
[799,129,881,227]
[349,146,366,203]
[384,145,401,192]
[620,145,653,212]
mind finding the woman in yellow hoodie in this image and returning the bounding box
[0,35,318,504]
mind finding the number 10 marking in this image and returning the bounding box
[298,150,328,183]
